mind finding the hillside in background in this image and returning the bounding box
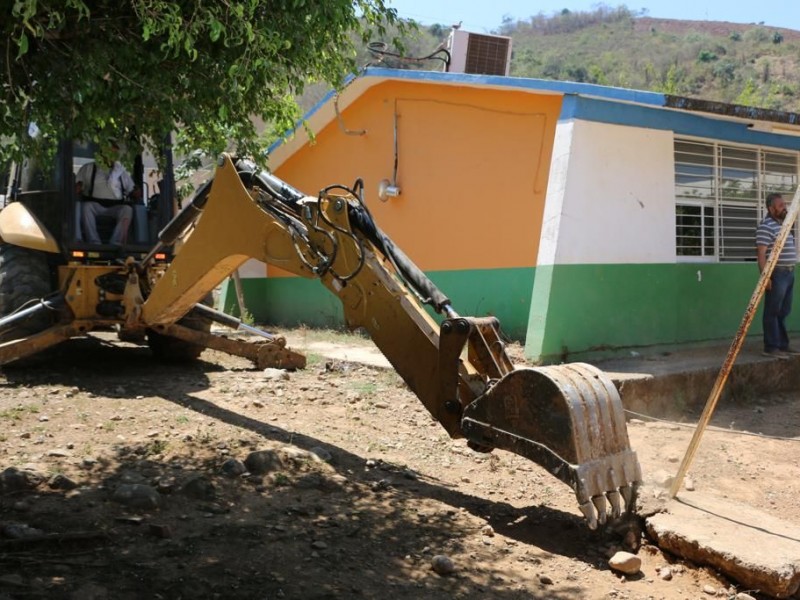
[302,5,800,115]
[501,6,800,112]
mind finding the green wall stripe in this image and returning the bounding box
[221,267,535,339]
[221,264,787,365]
[220,277,344,329]
[426,268,533,339]
[525,263,798,363]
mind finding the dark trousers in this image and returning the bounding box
[763,268,794,351]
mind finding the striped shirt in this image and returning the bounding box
[756,214,797,267]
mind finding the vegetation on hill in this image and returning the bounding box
[351,5,800,114]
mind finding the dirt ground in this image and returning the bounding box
[0,328,798,600]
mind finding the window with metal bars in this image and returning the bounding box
[675,138,798,262]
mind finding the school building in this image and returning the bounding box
[220,67,800,364]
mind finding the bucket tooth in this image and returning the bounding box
[619,483,639,515]
[607,490,622,519]
[592,495,608,526]
[579,501,599,530]
[461,362,642,525]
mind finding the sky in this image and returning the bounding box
[387,1,800,34]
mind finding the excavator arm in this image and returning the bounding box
[143,155,643,527]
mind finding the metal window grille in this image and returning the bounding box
[675,138,799,262]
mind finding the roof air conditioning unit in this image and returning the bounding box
[446,29,512,77]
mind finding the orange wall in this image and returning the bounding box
[273,80,560,276]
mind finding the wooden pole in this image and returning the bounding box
[231,270,247,318]
[669,186,800,499]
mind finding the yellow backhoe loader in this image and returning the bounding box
[0,139,304,369]
[0,148,641,529]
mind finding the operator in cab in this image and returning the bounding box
[75,139,140,246]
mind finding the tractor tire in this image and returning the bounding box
[146,295,213,362]
[0,244,55,342]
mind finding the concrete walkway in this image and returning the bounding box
[286,333,799,417]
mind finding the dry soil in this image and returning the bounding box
[0,329,798,600]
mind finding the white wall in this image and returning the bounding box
[538,119,676,266]
[237,258,267,278]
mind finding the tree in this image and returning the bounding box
[2,1,403,164]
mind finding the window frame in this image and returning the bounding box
[675,135,800,264]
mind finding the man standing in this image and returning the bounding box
[75,140,139,246]
[756,192,799,358]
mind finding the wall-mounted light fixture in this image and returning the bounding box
[377,99,402,202]
[377,179,401,201]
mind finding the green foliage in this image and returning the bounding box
[697,50,718,63]
[712,60,737,84]
[656,64,689,95]
[2,0,403,166]
[744,28,771,43]
[735,79,762,106]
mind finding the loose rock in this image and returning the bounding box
[281,446,322,465]
[48,473,78,490]
[220,458,247,477]
[0,467,43,493]
[431,555,455,576]
[310,446,333,463]
[244,450,284,475]
[181,474,216,500]
[112,483,161,510]
[262,368,290,380]
[608,551,642,575]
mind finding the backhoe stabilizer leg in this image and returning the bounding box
[0,294,66,340]
[0,323,85,366]
[460,363,642,529]
[153,323,307,370]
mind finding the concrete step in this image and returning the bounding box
[595,339,800,417]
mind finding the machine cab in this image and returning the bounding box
[3,138,178,261]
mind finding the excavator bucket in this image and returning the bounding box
[461,362,641,529]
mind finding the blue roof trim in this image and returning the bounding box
[559,95,800,150]
[361,67,667,107]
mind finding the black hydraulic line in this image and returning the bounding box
[347,204,451,313]
[140,178,213,267]
[157,178,213,246]
[234,159,305,210]
[243,165,452,313]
